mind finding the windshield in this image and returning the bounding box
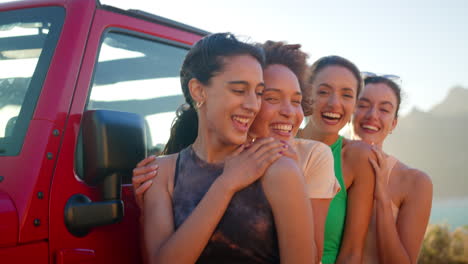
[0,6,65,156]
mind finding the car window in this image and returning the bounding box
[0,7,65,156]
[75,31,188,179]
[88,32,188,155]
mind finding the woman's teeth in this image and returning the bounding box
[232,116,250,125]
[272,124,292,132]
[322,112,342,119]
[362,124,379,131]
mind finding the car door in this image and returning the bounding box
[49,6,204,264]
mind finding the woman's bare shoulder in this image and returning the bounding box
[148,153,179,194]
[342,138,375,164]
[395,161,433,191]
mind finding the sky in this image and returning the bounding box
[103,0,468,116]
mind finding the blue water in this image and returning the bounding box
[430,197,468,229]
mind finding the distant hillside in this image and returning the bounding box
[385,86,468,198]
[430,86,468,117]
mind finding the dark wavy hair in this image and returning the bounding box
[364,76,402,118]
[303,55,362,116]
[163,33,265,155]
[261,41,309,95]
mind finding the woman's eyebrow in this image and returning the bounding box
[228,80,265,89]
[341,87,355,93]
[380,101,394,108]
[263,88,302,95]
[318,83,333,89]
[263,87,281,92]
[227,80,249,86]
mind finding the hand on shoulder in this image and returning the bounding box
[146,154,179,195]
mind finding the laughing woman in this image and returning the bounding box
[298,56,376,264]
[249,41,339,261]
[142,33,316,264]
[353,76,433,264]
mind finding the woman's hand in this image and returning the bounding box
[280,140,299,162]
[368,146,391,202]
[132,155,159,209]
[219,137,286,194]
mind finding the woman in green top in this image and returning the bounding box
[298,56,376,264]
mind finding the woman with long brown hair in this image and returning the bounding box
[353,76,432,264]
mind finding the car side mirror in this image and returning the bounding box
[65,110,146,237]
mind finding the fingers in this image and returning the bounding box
[132,168,158,190]
[229,144,246,158]
[255,143,287,172]
[280,144,298,161]
[243,137,276,154]
[281,149,297,161]
[133,164,158,177]
[371,147,385,168]
[250,139,285,159]
[368,157,379,172]
[135,180,153,196]
[136,155,156,167]
[134,176,155,210]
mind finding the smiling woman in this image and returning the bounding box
[250,41,339,261]
[298,55,376,264]
[352,76,432,264]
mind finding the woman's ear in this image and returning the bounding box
[391,117,398,132]
[188,78,206,107]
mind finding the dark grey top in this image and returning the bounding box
[172,146,280,264]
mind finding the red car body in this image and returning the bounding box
[0,0,205,262]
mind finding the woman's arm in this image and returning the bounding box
[133,155,158,210]
[262,157,317,264]
[311,198,332,260]
[144,139,285,264]
[301,142,336,261]
[370,149,433,264]
[336,142,375,264]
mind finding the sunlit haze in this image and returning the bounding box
[102,0,468,116]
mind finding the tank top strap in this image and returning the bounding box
[173,151,182,188]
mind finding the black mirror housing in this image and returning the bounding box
[82,109,147,186]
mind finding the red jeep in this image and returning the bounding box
[0,0,206,263]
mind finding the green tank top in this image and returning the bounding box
[322,136,347,264]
